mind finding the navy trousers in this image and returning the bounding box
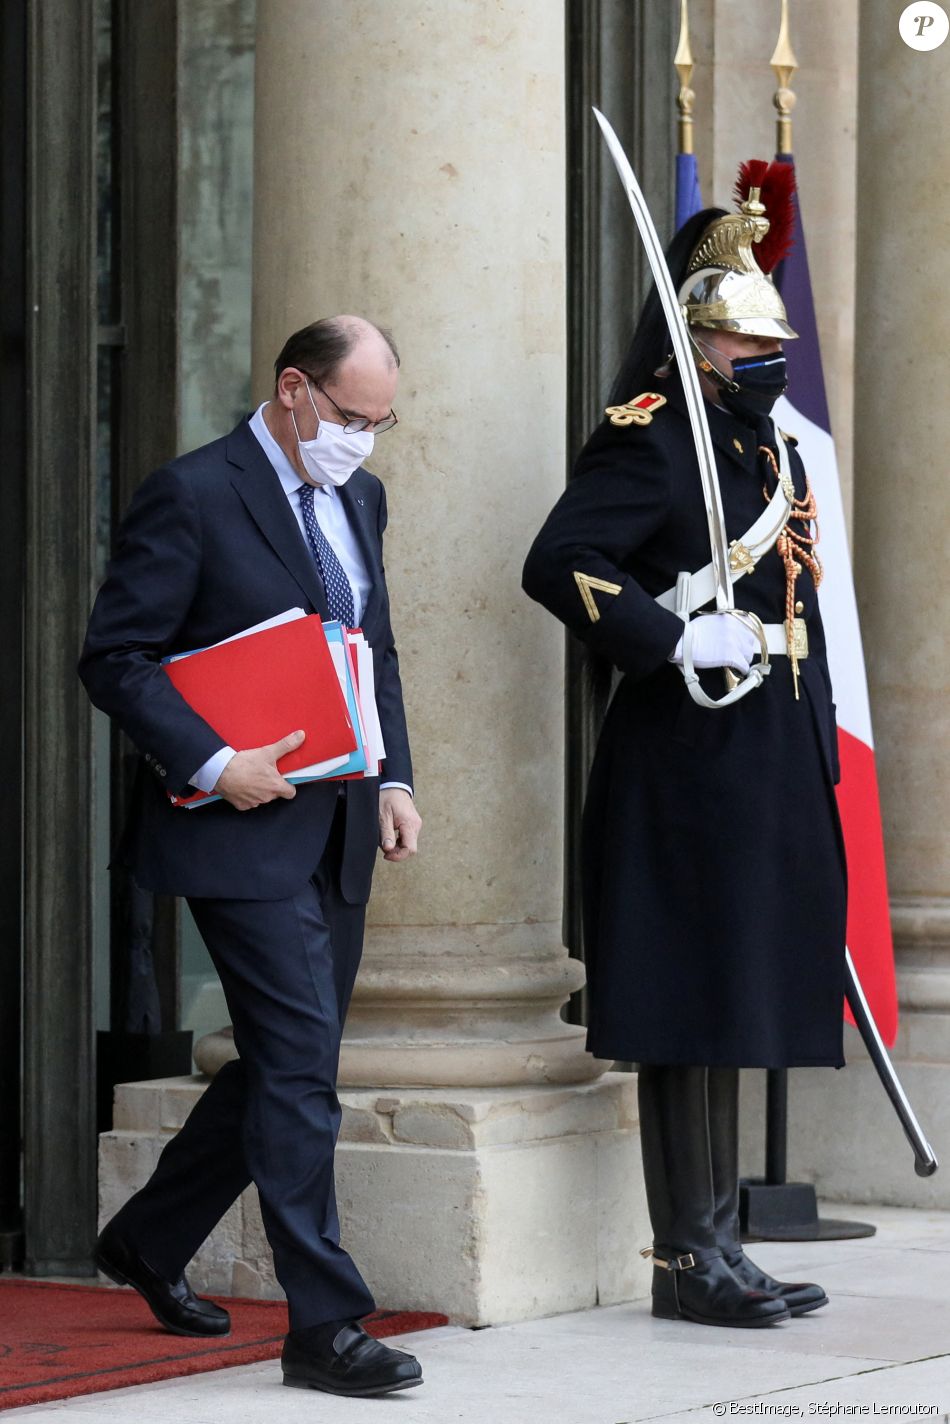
[109,805,374,1330]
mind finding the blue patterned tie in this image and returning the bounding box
[298,484,356,627]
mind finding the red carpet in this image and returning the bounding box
[0,1279,448,1410]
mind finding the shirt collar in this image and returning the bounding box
[249,401,335,499]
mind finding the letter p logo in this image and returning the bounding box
[900,2,949,48]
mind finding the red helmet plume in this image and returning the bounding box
[734,159,796,273]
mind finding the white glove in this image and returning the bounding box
[669,614,761,675]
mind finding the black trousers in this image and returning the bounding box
[109,804,375,1330]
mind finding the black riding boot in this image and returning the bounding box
[637,1065,788,1327]
[707,1066,828,1317]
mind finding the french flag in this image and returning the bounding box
[773,162,898,1047]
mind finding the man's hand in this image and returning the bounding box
[214,730,305,811]
[378,788,421,863]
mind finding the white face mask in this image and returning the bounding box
[292,383,375,487]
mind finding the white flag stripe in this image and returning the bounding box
[774,393,874,749]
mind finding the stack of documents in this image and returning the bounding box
[161,608,386,808]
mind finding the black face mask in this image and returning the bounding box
[720,351,788,420]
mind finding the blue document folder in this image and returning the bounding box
[291,621,368,782]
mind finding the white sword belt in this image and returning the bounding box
[762,619,808,658]
[653,482,808,658]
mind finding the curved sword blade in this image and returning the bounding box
[845,948,938,1177]
[592,107,733,612]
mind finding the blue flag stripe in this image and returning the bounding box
[675,152,703,231]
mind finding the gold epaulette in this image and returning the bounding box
[604,391,667,427]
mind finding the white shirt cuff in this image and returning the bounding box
[190,746,237,793]
[379,781,413,797]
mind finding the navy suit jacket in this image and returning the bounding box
[80,416,413,902]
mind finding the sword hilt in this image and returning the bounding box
[675,577,770,710]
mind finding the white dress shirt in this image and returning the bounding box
[249,402,373,624]
[189,404,410,797]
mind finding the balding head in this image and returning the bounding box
[337,315,399,366]
[274,315,399,391]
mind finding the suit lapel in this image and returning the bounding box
[226,418,329,617]
[338,473,384,629]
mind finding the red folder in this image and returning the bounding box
[163,615,357,806]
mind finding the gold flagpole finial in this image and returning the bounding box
[674,0,695,156]
[770,0,798,155]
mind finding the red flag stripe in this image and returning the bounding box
[837,729,899,1046]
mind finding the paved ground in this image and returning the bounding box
[9,1206,950,1423]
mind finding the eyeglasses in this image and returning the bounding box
[309,379,398,435]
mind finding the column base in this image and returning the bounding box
[98,1072,650,1324]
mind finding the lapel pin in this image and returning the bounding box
[357,497,365,507]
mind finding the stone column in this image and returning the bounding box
[739,3,950,1206]
[246,0,646,1322]
[848,0,950,1190]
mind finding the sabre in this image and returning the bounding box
[592,107,769,710]
[845,949,938,1177]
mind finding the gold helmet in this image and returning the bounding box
[678,160,798,340]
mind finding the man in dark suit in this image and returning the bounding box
[80,316,424,1397]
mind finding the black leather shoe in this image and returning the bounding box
[95,1224,230,1337]
[725,1248,829,1316]
[282,1323,423,1397]
[647,1246,791,1328]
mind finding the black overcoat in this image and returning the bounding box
[522,376,847,1068]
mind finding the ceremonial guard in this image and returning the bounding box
[523,163,842,1327]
